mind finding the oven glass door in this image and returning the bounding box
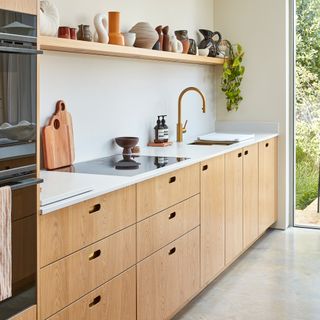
[0,51,37,161]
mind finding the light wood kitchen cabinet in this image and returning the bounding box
[40,225,136,320]
[137,164,200,221]
[243,144,259,248]
[137,195,200,261]
[10,306,36,320]
[40,185,136,267]
[200,155,225,286]
[225,150,243,265]
[137,228,200,320]
[259,137,278,234]
[47,267,136,320]
[0,0,37,14]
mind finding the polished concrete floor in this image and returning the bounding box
[174,228,320,320]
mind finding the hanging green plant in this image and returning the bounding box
[221,41,245,111]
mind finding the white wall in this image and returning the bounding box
[214,0,290,229]
[40,0,217,161]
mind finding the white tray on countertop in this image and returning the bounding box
[197,132,255,142]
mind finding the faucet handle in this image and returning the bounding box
[183,120,188,134]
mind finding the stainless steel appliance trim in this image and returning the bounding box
[9,177,43,191]
[0,164,36,179]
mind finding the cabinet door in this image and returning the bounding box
[200,156,225,286]
[0,0,37,14]
[225,150,243,265]
[259,138,278,234]
[243,144,259,248]
[137,228,200,320]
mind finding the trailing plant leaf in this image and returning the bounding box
[221,41,245,111]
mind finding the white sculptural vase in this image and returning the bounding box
[170,35,183,53]
[94,13,109,44]
[39,0,59,36]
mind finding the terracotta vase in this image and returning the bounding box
[175,30,190,54]
[129,22,158,49]
[108,11,124,45]
[153,25,163,50]
[162,26,170,52]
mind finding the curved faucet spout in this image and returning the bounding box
[177,87,207,142]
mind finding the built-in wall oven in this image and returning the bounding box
[0,9,42,319]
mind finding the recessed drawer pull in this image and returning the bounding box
[244,150,249,155]
[238,152,242,158]
[89,204,101,214]
[168,247,176,255]
[169,176,176,184]
[89,295,101,308]
[89,249,101,261]
[169,212,176,220]
[265,143,269,148]
[202,165,208,171]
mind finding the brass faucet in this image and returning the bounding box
[177,87,207,142]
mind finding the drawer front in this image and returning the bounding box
[47,267,136,320]
[137,164,200,221]
[40,186,136,267]
[137,195,200,261]
[40,226,136,320]
[137,227,200,320]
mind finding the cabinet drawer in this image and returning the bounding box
[47,267,136,320]
[137,227,200,320]
[40,225,136,320]
[137,195,200,261]
[137,164,200,221]
[40,186,136,266]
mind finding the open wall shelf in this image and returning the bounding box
[39,36,225,66]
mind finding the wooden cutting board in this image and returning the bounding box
[42,103,74,170]
[54,100,75,163]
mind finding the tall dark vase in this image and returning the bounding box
[188,39,197,55]
[162,26,170,51]
[198,29,222,57]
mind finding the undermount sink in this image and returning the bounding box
[189,140,238,146]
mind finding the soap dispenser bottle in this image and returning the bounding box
[161,115,169,142]
[154,116,164,143]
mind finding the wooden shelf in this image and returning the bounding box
[39,36,225,66]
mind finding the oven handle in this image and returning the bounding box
[10,178,43,191]
[0,46,43,55]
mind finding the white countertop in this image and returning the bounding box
[40,133,278,215]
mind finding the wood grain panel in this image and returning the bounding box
[40,186,136,267]
[137,164,200,221]
[259,137,278,234]
[200,156,225,286]
[12,186,36,221]
[0,0,37,15]
[225,150,243,265]
[47,267,136,320]
[137,195,200,261]
[40,226,136,320]
[137,228,200,320]
[12,215,36,293]
[11,305,36,320]
[243,144,259,248]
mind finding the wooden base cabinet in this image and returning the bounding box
[243,144,259,248]
[225,150,243,264]
[137,228,200,320]
[259,138,278,234]
[10,306,36,320]
[200,156,225,286]
[47,267,136,320]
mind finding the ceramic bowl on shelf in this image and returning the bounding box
[115,136,139,155]
[198,48,210,57]
[123,32,136,47]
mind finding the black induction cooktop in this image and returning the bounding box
[56,155,189,177]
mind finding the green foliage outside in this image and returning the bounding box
[296,0,320,209]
